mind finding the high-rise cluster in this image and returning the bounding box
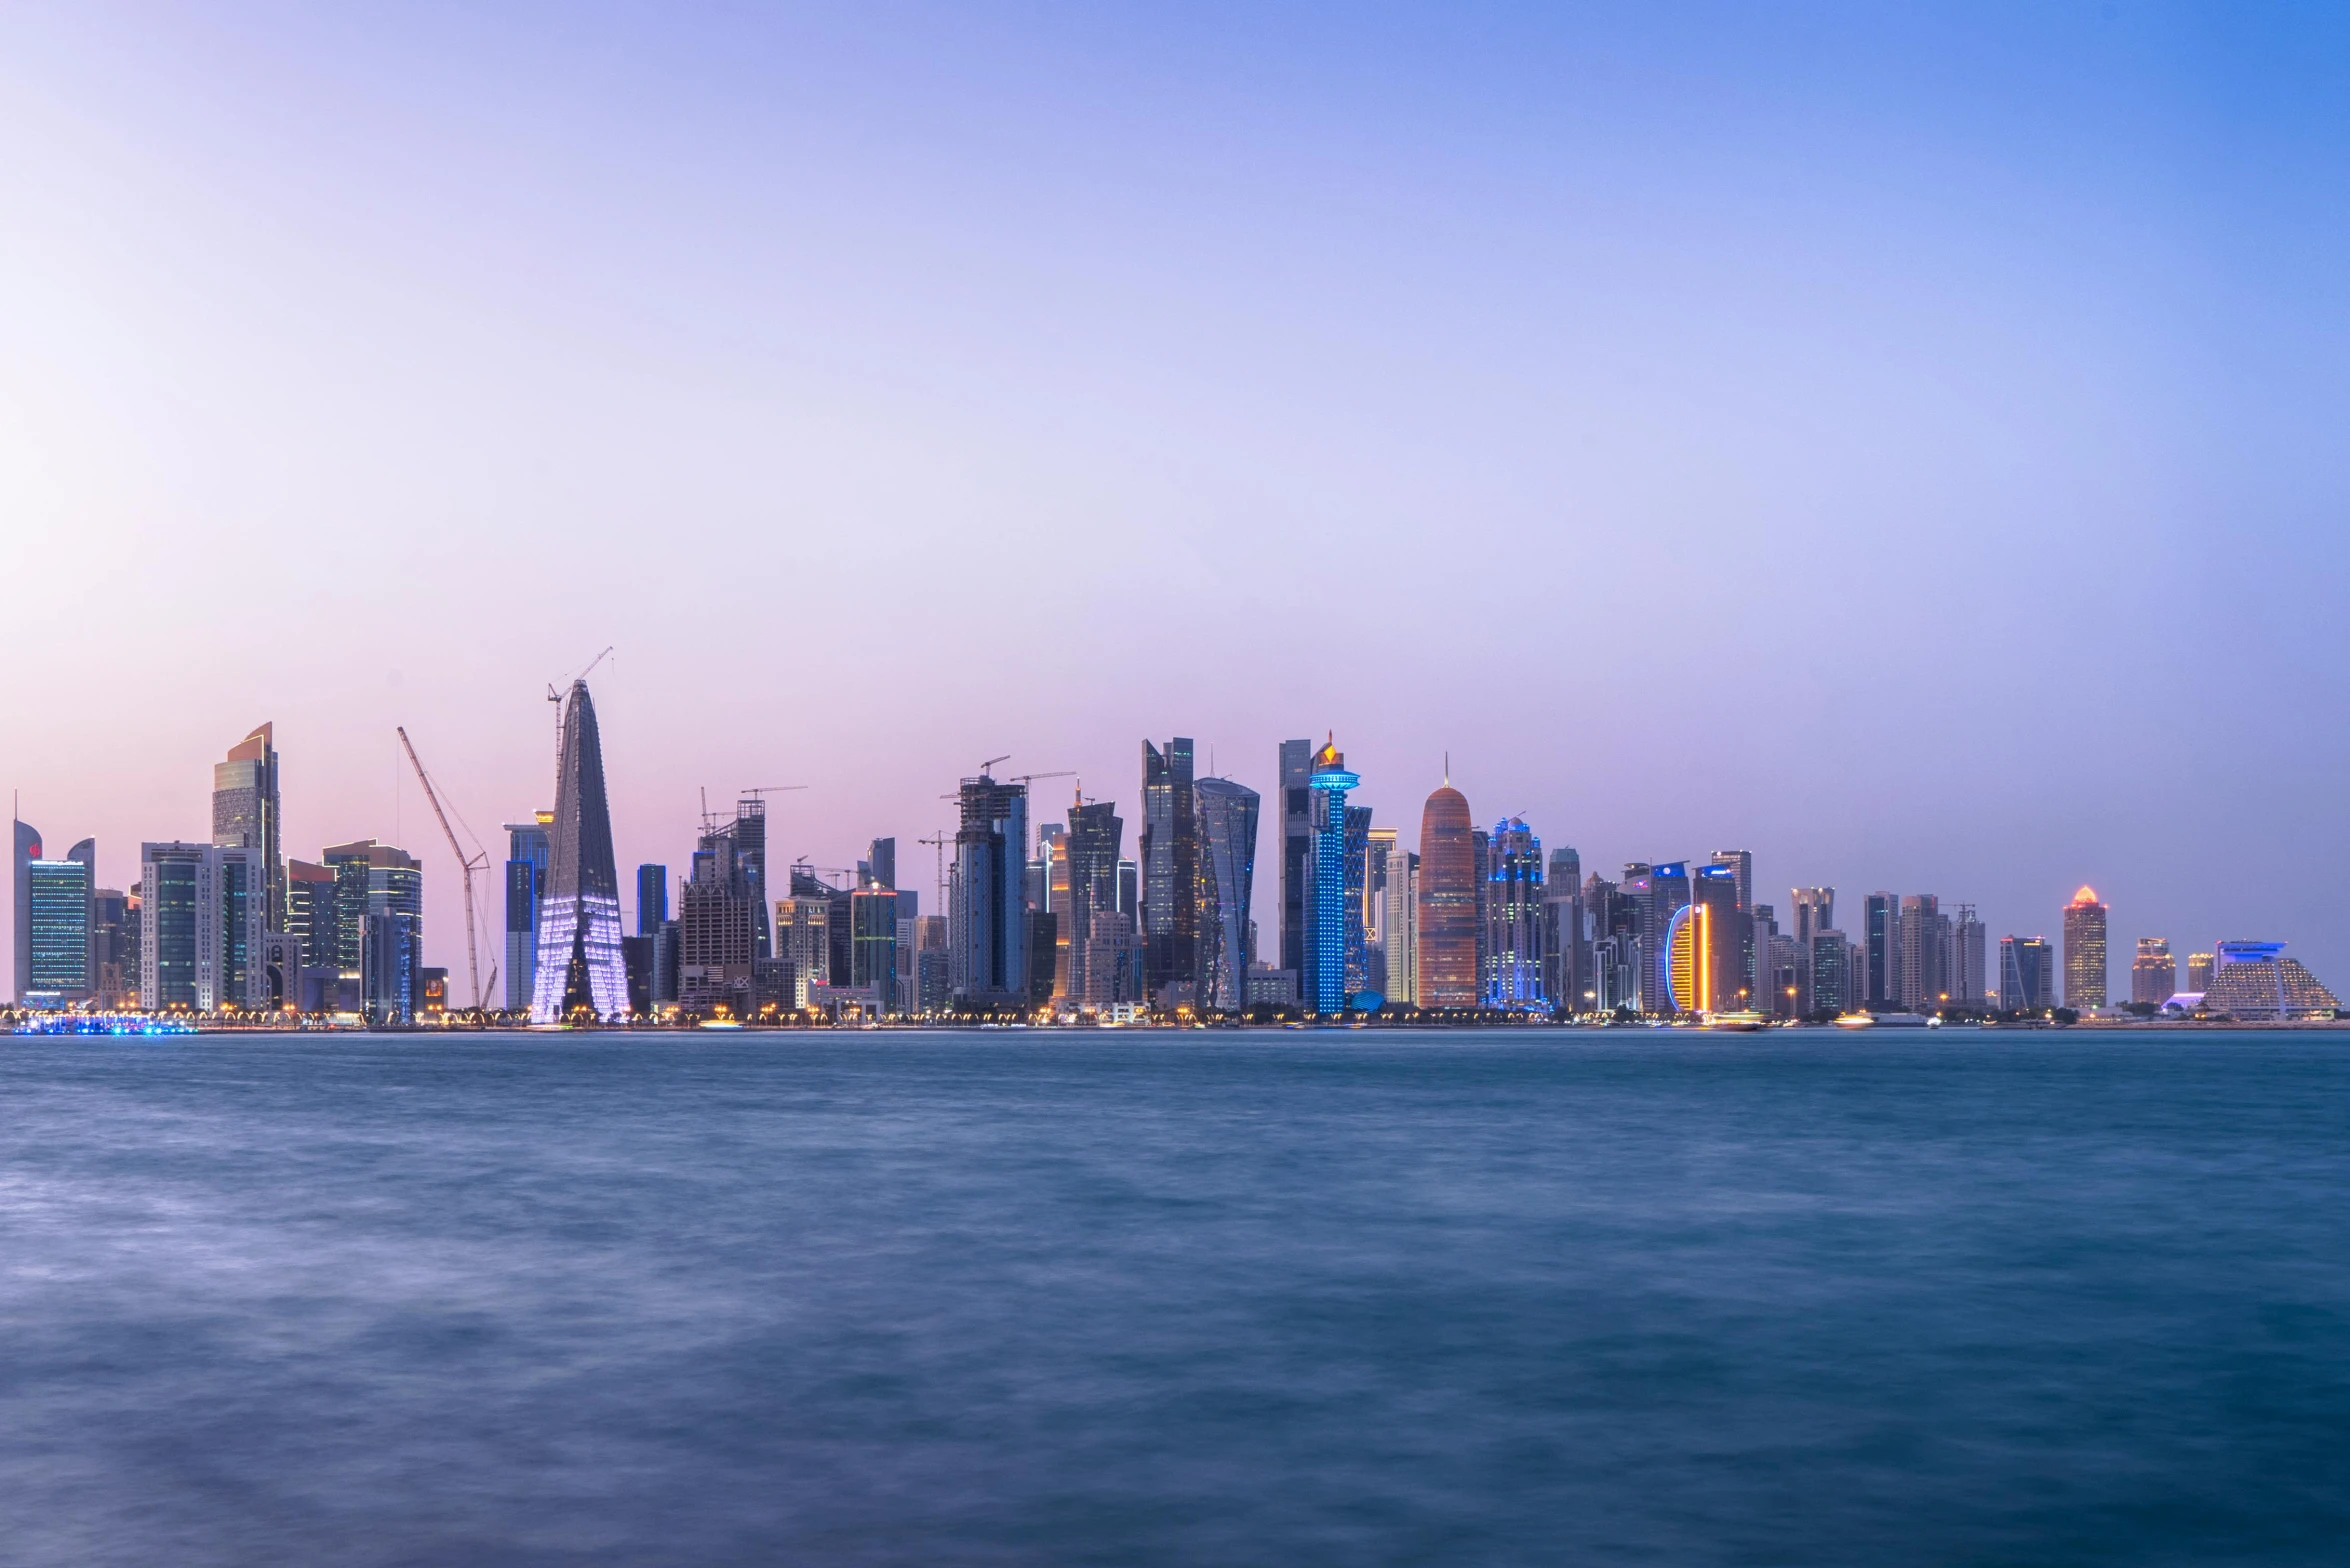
[12,701,2336,1025]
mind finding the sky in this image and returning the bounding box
[4,2,2348,989]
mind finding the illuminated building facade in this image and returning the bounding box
[1643,862,1692,1013]
[2062,886,2108,1011]
[529,680,628,1022]
[140,841,269,1012]
[2186,952,2215,991]
[1542,846,1582,1013]
[1301,736,1360,1013]
[24,838,95,1006]
[1416,780,1477,1009]
[2199,940,2339,1020]
[1194,776,1260,1011]
[1484,817,1545,1010]
[1066,797,1125,1007]
[2131,938,2175,1006]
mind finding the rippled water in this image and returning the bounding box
[1,1028,2344,1565]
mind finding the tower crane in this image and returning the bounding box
[396,726,496,1015]
[546,646,616,763]
[915,830,953,908]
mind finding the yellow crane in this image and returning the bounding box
[395,726,496,1015]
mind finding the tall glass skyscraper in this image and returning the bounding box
[1065,797,1125,1007]
[25,839,95,1005]
[1301,737,1360,1014]
[1277,739,1311,984]
[530,680,628,1022]
[1484,818,1544,1011]
[1194,777,1259,1012]
[211,723,284,932]
[504,813,553,1011]
[2062,887,2108,1011]
[1416,781,1477,1009]
[949,770,1030,1009]
[1140,738,1198,1001]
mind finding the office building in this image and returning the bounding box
[1194,776,1259,1012]
[1810,931,1854,1015]
[679,828,757,1016]
[1948,904,1986,1007]
[1246,962,1299,1008]
[12,815,37,1002]
[2000,936,2057,1013]
[950,768,1030,1009]
[1064,797,1125,1007]
[1278,740,1311,984]
[211,723,284,931]
[1542,846,1582,1014]
[1140,738,1199,1002]
[2199,940,2339,1020]
[1897,894,1946,1011]
[1417,779,1477,1009]
[636,862,668,936]
[1692,862,1744,1010]
[529,679,628,1022]
[1485,818,1545,1010]
[285,860,338,971]
[502,813,553,1012]
[1380,838,1419,1008]
[21,835,95,1006]
[140,841,269,1012]
[1301,736,1361,1013]
[2187,952,2215,992]
[1642,863,1693,1013]
[2132,938,2176,1006]
[1863,892,1896,1007]
[2063,886,2108,1011]
[1586,873,1637,1011]
[1365,826,1399,999]
[92,886,137,1009]
[1790,887,1835,945]
[359,905,421,1025]
[1709,849,1755,1000]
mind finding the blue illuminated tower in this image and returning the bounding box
[1302,735,1360,1014]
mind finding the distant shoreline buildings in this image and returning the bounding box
[8,691,2342,1027]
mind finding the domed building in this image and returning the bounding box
[1416,779,1478,1009]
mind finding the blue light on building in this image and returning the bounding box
[1303,736,1360,1014]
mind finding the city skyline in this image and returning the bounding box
[4,699,2317,1017]
[4,6,2347,987]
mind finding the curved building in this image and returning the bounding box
[1417,781,1477,1009]
[2200,941,2339,1020]
[529,680,628,1021]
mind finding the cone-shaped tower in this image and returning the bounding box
[530,680,627,1021]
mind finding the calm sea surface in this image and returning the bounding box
[1,1028,2345,1566]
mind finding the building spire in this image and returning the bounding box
[1444,751,1450,787]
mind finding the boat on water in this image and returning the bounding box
[1835,1011,1931,1029]
[1704,1010,1770,1032]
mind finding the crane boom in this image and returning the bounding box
[396,725,491,1014]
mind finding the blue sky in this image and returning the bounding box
[4,3,2347,981]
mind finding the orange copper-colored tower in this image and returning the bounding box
[1417,780,1478,1008]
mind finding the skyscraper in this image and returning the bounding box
[1949,904,1987,1007]
[23,837,95,1006]
[1416,778,1477,1009]
[1343,803,1373,997]
[1140,738,1199,1002]
[529,680,628,1022]
[1708,850,1755,1002]
[2000,936,2057,1012]
[140,841,268,1012]
[734,796,773,960]
[285,860,337,972]
[2132,938,2176,1005]
[1644,862,1693,1013]
[504,812,553,1012]
[949,768,1030,1010]
[92,886,136,1009]
[212,723,284,931]
[1541,846,1582,1014]
[2186,952,2215,992]
[1302,736,1360,1014]
[12,814,72,1005]
[1278,739,1311,984]
[679,826,757,1016]
[1863,892,1896,1007]
[1897,894,1945,1011]
[2062,886,2108,1012]
[1065,796,1126,1007]
[1194,776,1260,1012]
[1484,817,1545,1010]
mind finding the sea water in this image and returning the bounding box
[1,1029,2344,1565]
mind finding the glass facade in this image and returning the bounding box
[530,681,630,1022]
[26,855,92,1000]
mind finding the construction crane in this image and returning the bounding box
[915,831,953,909]
[977,753,1011,775]
[396,726,495,1015]
[546,646,616,763]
